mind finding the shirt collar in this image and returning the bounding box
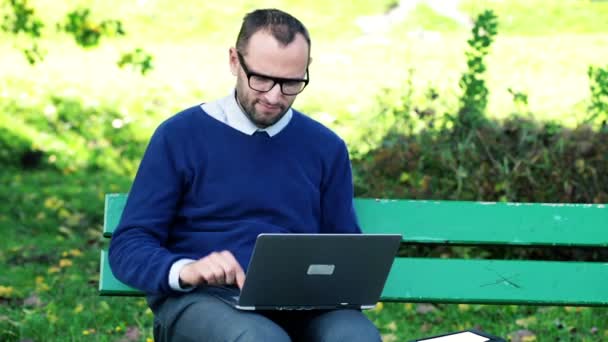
[202,90,292,137]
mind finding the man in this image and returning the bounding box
[109,8,381,342]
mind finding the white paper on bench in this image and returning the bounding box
[417,331,489,342]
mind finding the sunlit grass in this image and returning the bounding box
[461,0,608,35]
[3,31,607,133]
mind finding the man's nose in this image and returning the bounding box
[264,83,283,103]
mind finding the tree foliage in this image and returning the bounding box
[457,10,499,131]
[60,8,125,48]
[1,0,153,75]
[588,65,608,128]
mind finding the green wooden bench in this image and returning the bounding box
[100,193,608,306]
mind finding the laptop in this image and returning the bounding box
[209,233,401,311]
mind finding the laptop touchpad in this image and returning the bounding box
[307,264,335,275]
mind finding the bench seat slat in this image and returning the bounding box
[99,250,143,296]
[99,251,608,306]
[355,199,608,247]
[382,257,608,306]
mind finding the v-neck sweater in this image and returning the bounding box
[109,105,360,295]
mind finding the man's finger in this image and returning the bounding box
[235,268,246,289]
[209,252,236,285]
[201,259,224,285]
[218,251,245,287]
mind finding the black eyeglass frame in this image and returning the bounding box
[236,51,309,96]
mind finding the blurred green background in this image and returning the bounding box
[1,0,607,341]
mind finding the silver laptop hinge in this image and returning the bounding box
[235,305,256,311]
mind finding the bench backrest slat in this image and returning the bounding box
[103,193,127,238]
[104,195,608,247]
[355,198,608,246]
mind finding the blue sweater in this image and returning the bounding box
[108,105,361,295]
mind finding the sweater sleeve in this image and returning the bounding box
[319,139,361,234]
[108,123,191,295]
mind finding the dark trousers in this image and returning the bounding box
[152,287,381,342]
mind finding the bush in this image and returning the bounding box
[0,95,147,174]
[353,116,608,204]
[588,64,608,127]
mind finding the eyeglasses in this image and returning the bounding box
[237,51,309,96]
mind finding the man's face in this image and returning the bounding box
[230,30,310,128]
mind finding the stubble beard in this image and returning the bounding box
[236,87,289,129]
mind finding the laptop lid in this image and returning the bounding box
[235,233,401,310]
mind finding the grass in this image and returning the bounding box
[0,169,143,341]
[369,302,608,341]
[1,0,608,340]
[461,0,608,35]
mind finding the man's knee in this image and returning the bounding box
[233,322,291,342]
[307,310,381,342]
[167,312,291,342]
[156,292,291,342]
[323,319,381,342]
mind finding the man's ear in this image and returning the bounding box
[229,47,239,76]
[308,56,313,67]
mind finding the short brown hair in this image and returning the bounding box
[236,9,311,58]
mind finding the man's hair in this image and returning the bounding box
[236,9,311,57]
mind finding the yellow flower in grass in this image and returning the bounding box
[47,314,58,324]
[385,321,397,332]
[59,259,73,268]
[35,276,50,292]
[58,208,71,219]
[0,285,14,297]
[82,328,96,335]
[74,304,84,313]
[69,249,83,257]
[115,326,122,332]
[43,197,58,209]
[99,301,110,312]
[48,266,60,274]
[516,316,538,328]
[146,338,154,342]
[458,304,470,312]
[38,282,50,292]
[374,302,384,312]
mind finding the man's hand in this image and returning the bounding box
[179,251,246,289]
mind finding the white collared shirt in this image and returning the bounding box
[200,90,292,136]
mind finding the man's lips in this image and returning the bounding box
[258,102,281,112]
